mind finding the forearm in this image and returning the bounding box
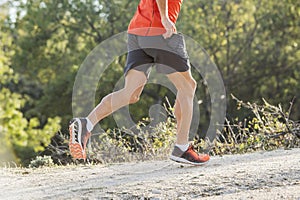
[156,0,175,38]
[156,0,168,19]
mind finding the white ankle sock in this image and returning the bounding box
[86,118,94,132]
[175,143,189,152]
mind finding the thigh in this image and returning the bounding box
[124,69,148,93]
[166,70,196,91]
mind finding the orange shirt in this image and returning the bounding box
[128,0,183,36]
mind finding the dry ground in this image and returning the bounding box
[1,148,300,200]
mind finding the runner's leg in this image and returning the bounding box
[167,70,197,144]
[87,69,147,126]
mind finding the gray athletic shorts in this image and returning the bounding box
[124,33,191,77]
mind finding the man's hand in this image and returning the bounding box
[161,16,177,39]
[156,0,176,39]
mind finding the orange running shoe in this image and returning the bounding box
[69,118,91,160]
[170,144,210,165]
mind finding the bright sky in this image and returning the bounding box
[0,0,18,22]
[0,0,7,5]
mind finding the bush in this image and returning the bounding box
[87,117,177,164]
[203,95,300,156]
[47,96,300,165]
[29,155,54,168]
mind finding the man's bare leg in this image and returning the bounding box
[87,70,147,126]
[167,70,197,145]
[69,69,147,159]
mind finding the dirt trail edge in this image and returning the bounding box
[1,148,300,200]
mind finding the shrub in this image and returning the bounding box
[47,96,300,165]
[201,95,300,156]
[87,117,177,164]
[29,155,54,168]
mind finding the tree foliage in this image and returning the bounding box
[0,5,61,165]
[180,0,300,120]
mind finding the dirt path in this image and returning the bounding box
[1,148,300,200]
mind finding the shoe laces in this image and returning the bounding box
[187,145,198,155]
[73,123,79,142]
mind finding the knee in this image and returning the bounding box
[128,87,143,104]
[181,78,197,97]
[189,78,197,93]
[129,94,140,104]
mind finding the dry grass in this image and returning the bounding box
[33,96,300,167]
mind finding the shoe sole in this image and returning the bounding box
[69,143,86,160]
[69,119,86,160]
[169,155,209,166]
